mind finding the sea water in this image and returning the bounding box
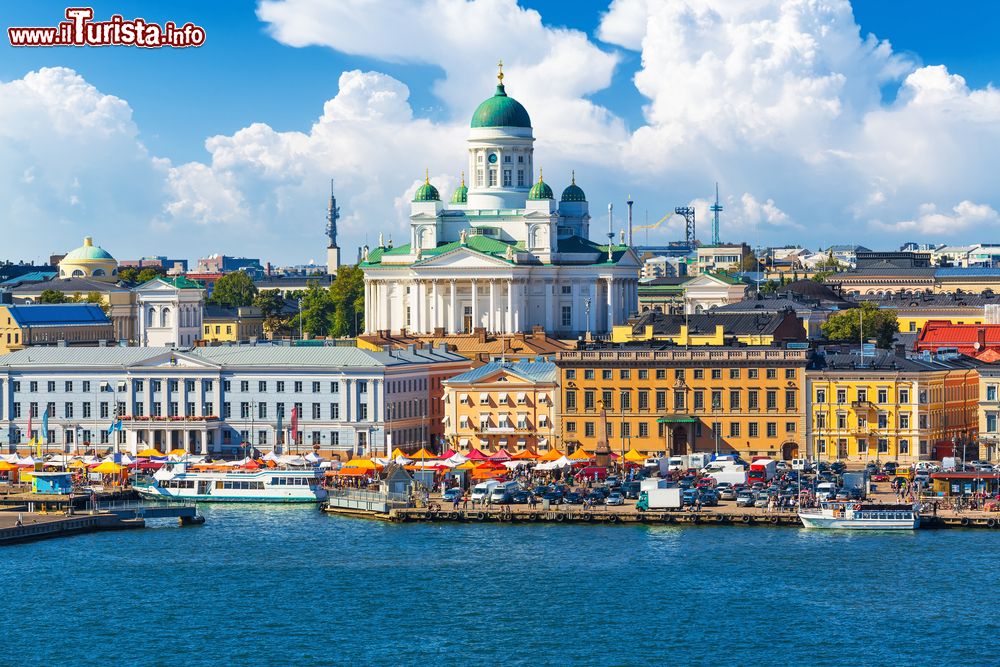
[3,506,996,666]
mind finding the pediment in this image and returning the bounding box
[129,351,220,370]
[133,280,180,294]
[415,247,512,269]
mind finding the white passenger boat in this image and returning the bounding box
[798,502,919,530]
[134,463,328,503]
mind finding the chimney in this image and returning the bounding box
[978,327,987,351]
[531,325,546,339]
[474,327,486,343]
[433,327,445,337]
[894,343,907,357]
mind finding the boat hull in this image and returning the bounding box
[799,515,919,530]
[135,486,325,504]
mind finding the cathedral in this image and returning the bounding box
[361,65,640,337]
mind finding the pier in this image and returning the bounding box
[0,502,204,545]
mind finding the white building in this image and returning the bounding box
[135,277,204,348]
[361,66,641,338]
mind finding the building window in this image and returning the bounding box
[900,439,909,454]
[816,389,826,404]
[817,438,826,454]
[620,370,630,380]
[561,306,572,327]
[766,422,777,438]
[785,369,796,379]
[711,369,722,380]
[785,390,796,412]
[988,385,998,402]
[748,390,759,411]
[294,381,303,393]
[656,391,666,411]
[676,370,685,381]
[656,370,666,380]
[766,369,777,379]
[566,391,577,412]
[836,389,847,404]
[711,390,722,411]
[693,391,704,411]
[602,370,612,381]
[877,413,888,429]
[584,391,595,411]
[517,170,525,187]
[816,413,826,429]
[566,370,576,380]
[729,390,740,411]
[620,391,631,412]
[748,369,758,379]
[638,391,649,411]
[877,438,889,454]
[638,369,648,380]
[673,391,685,411]
[877,388,888,403]
[900,388,909,403]
[858,439,869,454]
[488,169,497,186]
[766,390,777,411]
[786,422,796,433]
[729,422,740,438]
[503,169,511,187]
[857,388,868,404]
[312,403,321,419]
[584,422,595,438]
[258,403,267,419]
[748,422,759,438]
[693,370,703,380]
[259,381,267,393]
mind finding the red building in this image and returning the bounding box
[915,320,1000,362]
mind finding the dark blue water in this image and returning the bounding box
[3,507,994,666]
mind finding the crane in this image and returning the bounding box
[632,210,675,233]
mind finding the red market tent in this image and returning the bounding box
[487,448,513,462]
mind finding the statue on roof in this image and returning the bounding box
[459,228,467,245]
[505,244,514,261]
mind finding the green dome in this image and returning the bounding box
[528,173,553,200]
[450,173,468,204]
[560,172,586,202]
[413,173,440,202]
[471,84,531,129]
[63,236,114,261]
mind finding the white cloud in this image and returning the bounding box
[874,200,1000,236]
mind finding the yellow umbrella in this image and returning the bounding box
[92,461,123,474]
[137,448,164,457]
[168,449,188,457]
[455,460,477,470]
[624,449,647,463]
[390,448,407,459]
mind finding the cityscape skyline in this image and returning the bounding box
[3,1,1000,265]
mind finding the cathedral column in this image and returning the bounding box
[449,280,457,334]
[407,282,417,333]
[587,282,597,334]
[605,278,614,333]
[364,282,373,334]
[430,280,439,331]
[513,281,522,332]
[489,280,496,333]
[382,281,391,333]
[544,281,553,332]
[505,280,513,334]
[471,280,479,331]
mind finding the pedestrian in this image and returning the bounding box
[463,494,469,510]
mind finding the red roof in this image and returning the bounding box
[915,320,1000,356]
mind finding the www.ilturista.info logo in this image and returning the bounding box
[8,7,206,48]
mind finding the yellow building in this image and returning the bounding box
[858,293,996,333]
[202,306,265,342]
[58,236,119,281]
[977,366,1000,462]
[807,348,980,464]
[611,311,806,346]
[442,360,558,453]
[556,346,809,460]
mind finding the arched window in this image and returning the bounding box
[93,268,106,277]
[146,308,155,327]
[72,269,85,278]
[161,308,171,328]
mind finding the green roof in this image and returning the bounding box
[528,176,553,200]
[706,272,743,285]
[360,234,630,268]
[139,276,204,289]
[560,172,586,202]
[470,84,531,129]
[413,180,440,202]
[63,237,114,261]
[450,175,468,204]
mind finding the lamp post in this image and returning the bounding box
[584,297,591,341]
[298,298,304,341]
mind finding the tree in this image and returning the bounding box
[119,266,164,284]
[740,250,760,272]
[294,281,335,337]
[137,267,164,283]
[253,289,290,336]
[39,289,67,304]
[821,301,898,349]
[329,265,365,336]
[210,271,258,308]
[118,266,139,284]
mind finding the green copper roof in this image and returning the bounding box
[528,176,554,200]
[413,179,440,202]
[63,237,114,261]
[471,84,531,129]
[361,234,520,268]
[450,175,468,204]
[560,173,586,202]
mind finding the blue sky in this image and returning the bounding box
[2,1,999,264]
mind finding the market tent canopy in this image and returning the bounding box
[624,449,647,463]
[569,448,592,461]
[539,449,565,461]
[390,448,407,459]
[137,448,164,457]
[410,447,437,461]
[335,468,371,477]
[455,461,477,470]
[92,461,124,474]
[168,449,187,457]
[511,449,539,461]
[0,461,18,471]
[439,449,458,459]
[343,458,378,470]
[487,448,513,462]
[463,447,489,461]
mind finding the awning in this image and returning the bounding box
[517,439,527,446]
[460,416,470,426]
[538,392,549,403]
[478,392,489,403]
[441,415,450,424]
[517,392,527,403]
[498,392,508,403]
[459,393,469,404]
[498,439,508,446]
[656,415,698,423]
[538,415,548,425]
[459,438,470,447]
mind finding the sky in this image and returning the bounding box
[2,0,1000,265]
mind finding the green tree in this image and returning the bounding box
[118,266,139,283]
[210,271,258,308]
[740,250,760,272]
[329,265,365,336]
[294,281,335,337]
[137,267,164,283]
[821,301,898,348]
[253,289,289,336]
[39,289,66,304]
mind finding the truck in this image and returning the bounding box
[667,453,713,472]
[707,468,747,486]
[748,458,777,484]
[841,472,868,499]
[636,487,682,511]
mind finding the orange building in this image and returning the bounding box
[555,346,809,460]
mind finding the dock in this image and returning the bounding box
[0,502,204,545]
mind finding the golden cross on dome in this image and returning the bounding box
[497,59,504,84]
[424,168,429,184]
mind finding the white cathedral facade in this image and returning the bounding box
[361,68,641,337]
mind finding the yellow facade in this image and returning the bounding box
[201,308,264,343]
[611,322,778,346]
[0,307,24,354]
[442,362,558,453]
[807,363,979,464]
[57,236,119,282]
[897,313,984,334]
[556,347,809,459]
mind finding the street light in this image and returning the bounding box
[584,298,591,340]
[298,298,304,341]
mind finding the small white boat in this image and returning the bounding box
[134,463,328,504]
[798,501,919,530]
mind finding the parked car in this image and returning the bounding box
[511,490,530,504]
[883,461,898,475]
[753,494,770,508]
[775,461,789,472]
[564,492,584,505]
[606,491,625,506]
[542,490,564,505]
[585,491,606,505]
[682,489,699,506]
[699,490,719,507]
[736,490,756,507]
[719,487,738,501]
[442,487,463,502]
[622,482,641,499]
[830,462,847,474]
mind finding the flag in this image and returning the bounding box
[276,410,283,445]
[41,408,48,444]
[290,406,299,445]
[106,419,122,435]
[26,413,34,447]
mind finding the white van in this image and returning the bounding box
[489,480,520,503]
[791,458,813,472]
[471,480,500,502]
[815,481,837,500]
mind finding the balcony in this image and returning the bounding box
[122,415,220,423]
[851,400,875,410]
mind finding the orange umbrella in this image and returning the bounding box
[511,449,540,461]
[539,449,565,461]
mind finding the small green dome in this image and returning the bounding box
[560,171,586,202]
[63,236,114,261]
[413,172,440,202]
[528,172,553,200]
[471,84,531,129]
[450,172,468,204]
